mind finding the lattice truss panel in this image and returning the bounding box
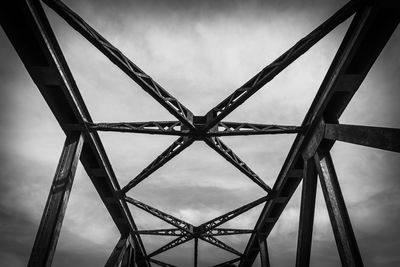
[1,0,399,266]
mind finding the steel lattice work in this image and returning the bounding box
[1,0,399,266]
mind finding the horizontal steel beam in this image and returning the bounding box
[212,257,241,267]
[203,228,254,236]
[88,121,185,136]
[211,122,302,136]
[149,258,178,267]
[133,229,185,236]
[324,123,400,152]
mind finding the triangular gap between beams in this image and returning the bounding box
[223,14,353,126]
[42,4,176,123]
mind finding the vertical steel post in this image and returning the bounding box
[194,237,198,267]
[28,133,84,267]
[314,150,363,267]
[296,159,318,267]
[258,236,270,267]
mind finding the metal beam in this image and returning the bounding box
[0,1,151,265]
[295,159,318,267]
[324,123,400,153]
[133,229,185,236]
[105,236,131,267]
[202,0,360,132]
[212,122,302,136]
[125,196,194,234]
[122,137,194,192]
[88,121,185,136]
[199,196,269,233]
[258,236,270,267]
[200,236,242,256]
[239,2,400,265]
[314,150,363,267]
[28,133,83,267]
[204,137,271,192]
[42,0,195,130]
[194,237,198,267]
[203,228,254,236]
[148,235,193,257]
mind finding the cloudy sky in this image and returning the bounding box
[1,0,399,266]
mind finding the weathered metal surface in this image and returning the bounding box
[105,236,131,267]
[295,159,318,267]
[28,133,83,267]
[314,150,364,267]
[325,123,400,153]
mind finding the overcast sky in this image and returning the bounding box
[1,0,399,266]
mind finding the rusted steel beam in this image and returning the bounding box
[28,133,83,267]
[202,0,360,132]
[314,150,364,267]
[239,2,399,265]
[258,236,270,267]
[122,137,194,192]
[88,121,185,136]
[0,1,149,265]
[324,123,400,153]
[211,122,302,136]
[295,159,318,267]
[42,0,195,130]
[204,137,271,192]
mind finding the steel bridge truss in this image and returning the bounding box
[1,0,399,266]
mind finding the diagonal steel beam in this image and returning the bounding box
[88,121,185,136]
[202,0,360,132]
[125,196,194,234]
[199,196,269,233]
[211,122,302,136]
[122,137,194,192]
[204,137,271,192]
[200,236,242,256]
[133,229,185,236]
[203,228,254,236]
[148,235,193,258]
[43,0,195,130]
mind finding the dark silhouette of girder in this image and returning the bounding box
[0,0,399,266]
